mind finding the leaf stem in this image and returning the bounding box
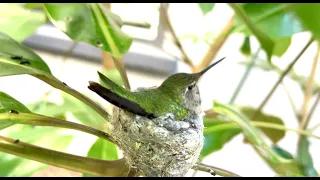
[192,162,241,177]
[253,37,315,119]
[33,74,110,122]
[0,113,115,143]
[229,47,261,104]
[204,120,320,140]
[0,135,130,177]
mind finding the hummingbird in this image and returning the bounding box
[88,57,225,121]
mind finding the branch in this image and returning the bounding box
[195,14,235,72]
[306,92,320,128]
[299,45,320,129]
[0,135,130,177]
[192,162,241,177]
[160,3,195,68]
[253,37,315,119]
[0,113,115,143]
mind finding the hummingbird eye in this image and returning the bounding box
[188,85,193,90]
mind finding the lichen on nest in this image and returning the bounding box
[109,106,204,177]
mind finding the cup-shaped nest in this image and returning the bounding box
[110,106,204,177]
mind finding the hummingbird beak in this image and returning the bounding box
[196,57,226,78]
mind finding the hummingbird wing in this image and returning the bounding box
[88,81,155,118]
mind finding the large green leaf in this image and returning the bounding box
[198,3,215,15]
[297,136,318,176]
[201,115,241,157]
[291,4,320,40]
[232,3,304,62]
[212,102,291,163]
[0,32,51,76]
[43,3,132,58]
[0,4,46,42]
[240,106,285,143]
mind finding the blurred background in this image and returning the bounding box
[0,3,319,177]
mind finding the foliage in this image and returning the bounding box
[0,3,319,177]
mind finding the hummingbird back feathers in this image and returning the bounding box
[88,81,155,118]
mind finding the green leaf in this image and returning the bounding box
[232,3,304,62]
[212,102,290,163]
[240,106,285,143]
[61,93,108,131]
[291,4,320,40]
[88,138,118,161]
[0,4,46,42]
[99,68,124,87]
[25,3,42,9]
[43,3,132,57]
[240,36,251,56]
[201,115,241,157]
[0,92,31,130]
[297,136,318,176]
[0,32,52,77]
[198,3,215,15]
[27,101,67,120]
[0,92,31,114]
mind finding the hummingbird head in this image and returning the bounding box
[159,57,225,95]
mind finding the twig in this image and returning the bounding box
[192,162,241,177]
[253,37,315,119]
[229,47,261,104]
[195,14,235,72]
[306,92,320,129]
[160,3,195,69]
[300,45,320,129]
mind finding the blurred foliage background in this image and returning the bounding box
[0,3,319,177]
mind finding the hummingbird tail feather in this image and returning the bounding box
[88,81,154,118]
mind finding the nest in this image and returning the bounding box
[110,106,204,177]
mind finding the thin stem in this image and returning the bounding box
[300,45,320,129]
[112,57,131,90]
[33,74,110,122]
[281,81,299,117]
[195,14,235,72]
[0,135,130,177]
[160,3,195,68]
[0,113,115,143]
[192,162,241,177]
[229,47,261,104]
[204,121,320,140]
[253,37,315,119]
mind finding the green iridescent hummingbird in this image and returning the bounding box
[88,57,225,121]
